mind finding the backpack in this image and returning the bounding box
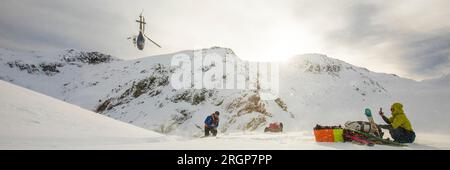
[265,122,283,132]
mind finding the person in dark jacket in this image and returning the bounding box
[379,102,415,143]
[204,111,220,137]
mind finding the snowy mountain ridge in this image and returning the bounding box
[422,73,450,86]
[1,47,449,136]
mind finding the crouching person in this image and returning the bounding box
[204,111,220,137]
[379,103,415,143]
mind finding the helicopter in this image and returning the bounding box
[128,12,161,50]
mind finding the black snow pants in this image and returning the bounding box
[205,126,217,137]
[390,127,415,143]
[380,125,415,143]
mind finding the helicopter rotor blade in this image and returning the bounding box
[144,34,161,48]
[143,17,145,33]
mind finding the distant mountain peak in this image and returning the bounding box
[60,49,121,64]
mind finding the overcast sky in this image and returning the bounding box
[1,0,449,80]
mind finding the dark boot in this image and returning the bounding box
[211,128,217,136]
[204,127,211,137]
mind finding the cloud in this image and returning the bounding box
[0,0,129,52]
[295,0,450,80]
[327,2,390,46]
[0,0,449,80]
[400,30,450,78]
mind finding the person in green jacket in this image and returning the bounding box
[379,102,415,143]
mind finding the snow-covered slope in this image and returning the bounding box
[0,80,167,149]
[422,74,450,87]
[1,47,449,137]
[278,54,450,133]
[1,80,448,150]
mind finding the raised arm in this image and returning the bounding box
[379,108,391,124]
[381,115,391,124]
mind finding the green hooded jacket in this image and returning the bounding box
[389,103,414,132]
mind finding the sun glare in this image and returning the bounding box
[253,24,318,62]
